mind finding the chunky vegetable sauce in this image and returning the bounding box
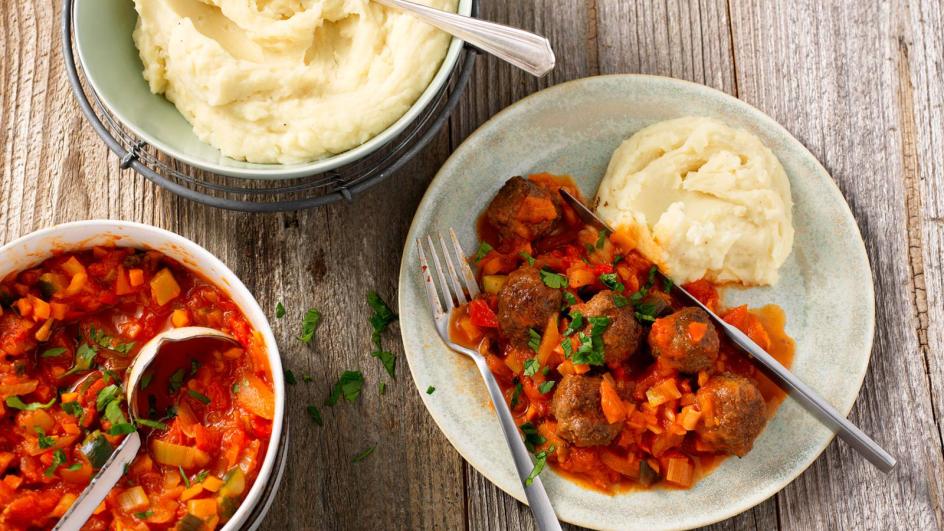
[0,247,275,529]
[451,174,794,491]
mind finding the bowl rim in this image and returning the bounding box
[72,0,473,180]
[0,220,286,530]
[397,73,876,530]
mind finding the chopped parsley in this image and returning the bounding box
[275,302,286,319]
[426,386,436,395]
[40,347,66,358]
[6,396,56,411]
[519,251,536,266]
[139,373,153,391]
[35,426,55,449]
[352,447,375,463]
[523,358,540,377]
[629,267,658,305]
[473,242,493,263]
[379,382,386,395]
[570,316,610,366]
[65,463,83,472]
[108,423,135,435]
[135,510,154,520]
[370,350,396,379]
[562,311,584,336]
[519,422,546,452]
[62,401,83,418]
[561,291,577,309]
[525,445,556,486]
[595,229,609,249]
[179,465,191,488]
[62,343,97,377]
[307,405,323,426]
[96,385,121,411]
[599,273,624,292]
[663,276,674,293]
[612,294,630,308]
[231,383,240,394]
[168,369,185,395]
[510,381,523,408]
[325,371,365,406]
[284,369,298,385]
[187,389,211,405]
[613,255,624,265]
[194,470,209,483]
[136,418,168,430]
[303,374,313,383]
[538,380,556,394]
[44,449,66,477]
[299,308,323,344]
[527,328,541,352]
[539,269,568,289]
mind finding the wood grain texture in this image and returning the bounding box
[1,0,943,529]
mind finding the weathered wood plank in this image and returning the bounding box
[729,0,944,529]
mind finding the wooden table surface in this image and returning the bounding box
[2,1,943,529]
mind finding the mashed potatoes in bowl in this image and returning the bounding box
[596,117,794,286]
[131,0,458,165]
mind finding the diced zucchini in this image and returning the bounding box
[219,467,246,498]
[81,431,115,469]
[176,513,205,531]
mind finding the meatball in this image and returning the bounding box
[571,290,642,364]
[497,266,562,345]
[695,374,767,456]
[648,307,720,373]
[485,176,561,242]
[551,374,622,447]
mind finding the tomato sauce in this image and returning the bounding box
[0,247,274,530]
[451,174,796,493]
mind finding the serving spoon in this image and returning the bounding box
[54,327,240,531]
[372,0,555,77]
[559,189,897,472]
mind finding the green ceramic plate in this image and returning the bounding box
[73,0,471,179]
[398,75,875,530]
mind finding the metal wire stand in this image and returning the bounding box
[62,0,479,212]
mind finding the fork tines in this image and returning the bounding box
[418,229,480,320]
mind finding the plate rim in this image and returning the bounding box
[72,0,473,179]
[397,73,876,530]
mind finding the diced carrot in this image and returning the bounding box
[678,405,702,431]
[536,314,560,366]
[665,457,694,487]
[29,296,51,321]
[49,303,68,320]
[149,269,181,306]
[93,502,106,515]
[236,373,275,420]
[180,483,204,502]
[60,257,86,277]
[687,321,708,343]
[3,475,22,489]
[50,493,77,517]
[128,268,145,287]
[202,476,223,492]
[566,265,596,288]
[573,363,590,375]
[61,272,87,297]
[187,498,218,518]
[171,309,190,328]
[14,298,32,318]
[114,266,133,296]
[646,379,682,407]
[60,392,78,403]
[600,376,627,424]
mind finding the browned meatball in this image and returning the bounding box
[695,374,767,456]
[497,266,562,345]
[551,374,622,447]
[648,307,720,373]
[485,176,561,242]
[571,290,642,365]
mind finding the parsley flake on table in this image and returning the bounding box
[299,308,323,344]
[379,382,386,395]
[527,328,541,352]
[276,301,285,319]
[352,447,375,463]
[284,369,298,385]
[370,350,396,379]
[426,386,436,395]
[539,269,568,289]
[307,405,323,426]
[368,291,398,346]
[599,272,624,292]
[325,371,365,406]
[473,242,493,263]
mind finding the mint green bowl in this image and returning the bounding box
[73,0,472,180]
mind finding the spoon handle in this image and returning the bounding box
[373,0,556,77]
[53,432,142,531]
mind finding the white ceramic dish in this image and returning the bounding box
[0,220,286,530]
[397,75,876,530]
[72,0,473,179]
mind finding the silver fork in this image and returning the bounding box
[418,229,563,531]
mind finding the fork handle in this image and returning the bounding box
[472,355,563,531]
